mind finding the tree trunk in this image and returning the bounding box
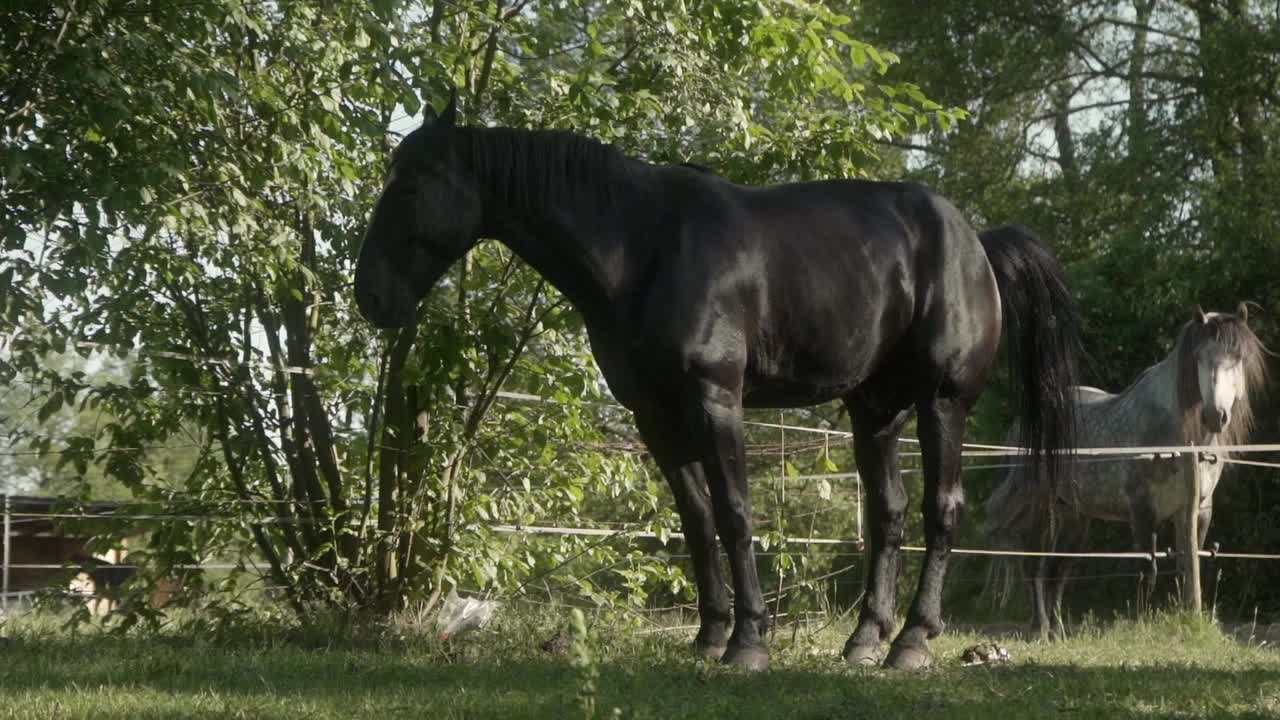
[376,323,417,611]
[1052,81,1079,182]
[1226,0,1266,180]
[1127,0,1154,160]
[1194,0,1239,181]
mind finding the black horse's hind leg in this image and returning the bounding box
[635,412,732,658]
[842,400,912,666]
[885,395,968,670]
[691,378,770,670]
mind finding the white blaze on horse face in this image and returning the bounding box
[1197,342,1243,432]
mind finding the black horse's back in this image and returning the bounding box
[668,178,996,409]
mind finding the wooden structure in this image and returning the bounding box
[2,495,139,613]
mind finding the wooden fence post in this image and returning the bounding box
[1182,452,1202,613]
[3,494,10,612]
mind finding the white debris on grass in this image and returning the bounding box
[436,588,501,641]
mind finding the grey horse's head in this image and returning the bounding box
[1177,303,1268,442]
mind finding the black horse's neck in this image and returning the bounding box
[457,127,647,316]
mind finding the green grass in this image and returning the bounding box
[2,608,1279,719]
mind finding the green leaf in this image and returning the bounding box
[851,43,866,68]
[402,91,421,118]
[37,393,64,424]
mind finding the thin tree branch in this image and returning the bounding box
[1099,15,1200,45]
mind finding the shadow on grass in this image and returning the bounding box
[2,634,1280,720]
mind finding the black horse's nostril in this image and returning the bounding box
[1218,409,1229,427]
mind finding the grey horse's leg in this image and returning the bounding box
[1128,502,1159,610]
[1028,501,1068,641]
[1044,509,1086,639]
[1171,503,1213,611]
[1028,553,1052,641]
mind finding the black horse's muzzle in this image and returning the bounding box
[354,260,418,329]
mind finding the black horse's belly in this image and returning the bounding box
[741,377,859,408]
[740,267,915,408]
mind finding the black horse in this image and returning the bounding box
[354,95,1081,670]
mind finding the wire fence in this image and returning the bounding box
[5,370,1280,616]
[4,455,1278,613]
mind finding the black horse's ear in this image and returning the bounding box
[438,86,458,127]
[1237,302,1249,324]
[422,105,438,126]
[1194,305,1208,324]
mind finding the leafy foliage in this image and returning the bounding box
[1,0,950,621]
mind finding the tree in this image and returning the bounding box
[858,0,1280,615]
[2,0,958,620]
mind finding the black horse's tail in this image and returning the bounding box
[979,224,1082,494]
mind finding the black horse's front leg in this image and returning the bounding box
[634,411,732,658]
[693,378,770,670]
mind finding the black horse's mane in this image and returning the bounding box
[457,127,631,215]
[446,126,727,217]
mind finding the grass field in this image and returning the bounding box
[2,608,1279,719]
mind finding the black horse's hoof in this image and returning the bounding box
[721,643,770,671]
[842,642,882,666]
[693,639,728,660]
[883,642,932,670]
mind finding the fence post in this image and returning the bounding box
[3,493,10,612]
[771,412,786,633]
[1182,451,1202,613]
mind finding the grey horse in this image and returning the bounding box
[986,304,1268,638]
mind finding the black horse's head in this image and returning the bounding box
[354,92,482,328]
